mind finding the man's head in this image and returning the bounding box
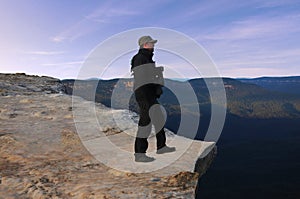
[138,36,157,51]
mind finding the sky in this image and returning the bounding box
[0,0,300,79]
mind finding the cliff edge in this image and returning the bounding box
[0,73,216,198]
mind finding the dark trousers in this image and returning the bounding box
[134,97,166,153]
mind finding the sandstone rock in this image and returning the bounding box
[0,73,65,96]
[0,73,217,198]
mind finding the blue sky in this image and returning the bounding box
[0,0,300,79]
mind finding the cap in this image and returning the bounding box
[138,36,157,47]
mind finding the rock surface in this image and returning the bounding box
[0,73,216,198]
[0,73,65,95]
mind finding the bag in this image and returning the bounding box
[132,64,164,91]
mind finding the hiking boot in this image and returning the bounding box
[134,153,155,162]
[156,146,176,154]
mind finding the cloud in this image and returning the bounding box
[158,0,259,27]
[198,14,300,41]
[45,0,300,78]
[51,1,140,43]
[42,61,83,66]
[184,0,248,18]
[84,2,139,22]
[189,10,300,77]
[256,0,300,8]
[51,18,95,43]
[51,36,66,43]
[24,51,66,55]
[213,47,300,78]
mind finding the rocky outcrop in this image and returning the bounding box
[0,73,65,95]
[0,73,216,198]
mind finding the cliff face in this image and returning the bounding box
[0,73,66,95]
[0,73,216,198]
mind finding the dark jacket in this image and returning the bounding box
[131,48,163,100]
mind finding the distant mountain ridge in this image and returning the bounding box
[238,76,300,96]
[62,77,300,120]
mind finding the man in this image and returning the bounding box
[131,35,176,162]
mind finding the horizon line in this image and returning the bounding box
[1,72,300,81]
